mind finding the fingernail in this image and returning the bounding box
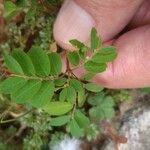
[53,0,95,49]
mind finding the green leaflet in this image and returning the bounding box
[84,60,107,73]
[59,88,67,102]
[54,78,67,87]
[4,1,21,20]
[81,73,95,81]
[69,119,83,138]
[91,27,101,50]
[28,47,50,77]
[85,83,104,93]
[69,79,85,107]
[77,87,85,107]
[69,39,88,59]
[4,53,24,74]
[50,115,70,126]
[92,46,117,63]
[70,79,82,92]
[74,110,90,128]
[4,1,16,16]
[69,39,85,49]
[43,102,73,116]
[48,52,62,76]
[12,49,36,76]
[59,86,76,103]
[11,80,42,104]
[29,81,55,108]
[67,51,80,66]
[0,77,27,94]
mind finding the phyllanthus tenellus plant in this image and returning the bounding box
[0,27,117,140]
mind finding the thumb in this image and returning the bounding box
[53,0,143,49]
[93,25,150,89]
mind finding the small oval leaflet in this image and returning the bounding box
[43,102,73,116]
[50,115,70,126]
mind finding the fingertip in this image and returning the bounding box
[53,0,95,50]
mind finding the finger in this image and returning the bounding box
[53,0,143,49]
[92,25,150,88]
[129,0,150,28]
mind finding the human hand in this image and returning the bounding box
[53,0,150,89]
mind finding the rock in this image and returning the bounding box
[102,94,150,150]
[51,136,81,150]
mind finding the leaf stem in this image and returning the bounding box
[10,74,54,81]
[0,109,33,124]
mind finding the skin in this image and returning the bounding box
[53,0,150,89]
